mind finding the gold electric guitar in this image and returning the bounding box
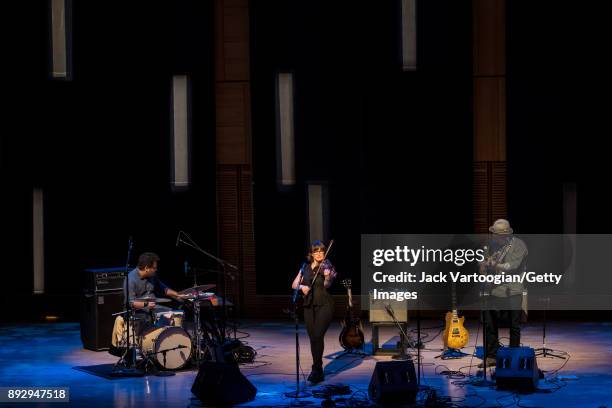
[442,282,469,350]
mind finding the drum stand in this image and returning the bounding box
[192,298,203,366]
[111,309,146,377]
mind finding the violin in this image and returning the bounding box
[302,241,334,306]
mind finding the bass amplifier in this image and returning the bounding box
[81,267,127,351]
[80,290,124,351]
[369,296,408,323]
[83,267,126,292]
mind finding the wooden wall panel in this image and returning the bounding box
[216,165,256,313]
[216,83,251,165]
[474,77,506,161]
[473,163,489,233]
[491,162,507,222]
[473,162,507,233]
[473,0,507,232]
[215,0,250,82]
[217,167,241,309]
[473,0,506,77]
[239,168,256,310]
[215,0,254,315]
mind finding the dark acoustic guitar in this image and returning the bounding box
[339,279,365,350]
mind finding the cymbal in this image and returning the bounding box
[178,284,216,295]
[133,296,172,303]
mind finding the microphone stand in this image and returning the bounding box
[112,237,145,377]
[384,304,411,361]
[470,243,495,386]
[472,290,495,386]
[535,297,565,359]
[176,231,238,347]
[284,264,311,399]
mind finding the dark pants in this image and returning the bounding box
[484,295,522,358]
[303,303,333,373]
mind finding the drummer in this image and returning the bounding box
[109,252,183,356]
[127,252,182,321]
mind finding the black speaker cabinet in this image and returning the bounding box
[495,347,539,390]
[368,360,418,405]
[191,362,257,406]
[80,291,124,351]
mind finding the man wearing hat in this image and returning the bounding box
[479,219,528,368]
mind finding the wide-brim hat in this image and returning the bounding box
[489,219,513,235]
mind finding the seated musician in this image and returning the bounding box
[109,252,181,356]
[126,252,182,313]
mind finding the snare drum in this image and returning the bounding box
[141,326,192,370]
[154,310,184,327]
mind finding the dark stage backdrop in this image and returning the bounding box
[1,1,218,320]
[1,1,611,321]
[506,0,612,234]
[251,0,474,295]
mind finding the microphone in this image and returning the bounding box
[175,231,182,247]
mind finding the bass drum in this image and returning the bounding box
[154,310,184,327]
[141,326,192,370]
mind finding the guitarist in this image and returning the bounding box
[479,219,528,368]
[291,240,337,383]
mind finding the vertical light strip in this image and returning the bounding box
[307,183,329,244]
[276,72,296,187]
[33,188,45,294]
[171,75,190,190]
[50,0,72,79]
[401,0,417,71]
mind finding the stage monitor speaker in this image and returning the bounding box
[191,362,257,406]
[495,347,539,390]
[368,360,417,405]
[80,291,124,351]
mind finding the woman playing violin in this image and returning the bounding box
[291,240,337,383]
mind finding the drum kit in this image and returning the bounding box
[112,284,234,376]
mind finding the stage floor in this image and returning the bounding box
[0,319,611,407]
